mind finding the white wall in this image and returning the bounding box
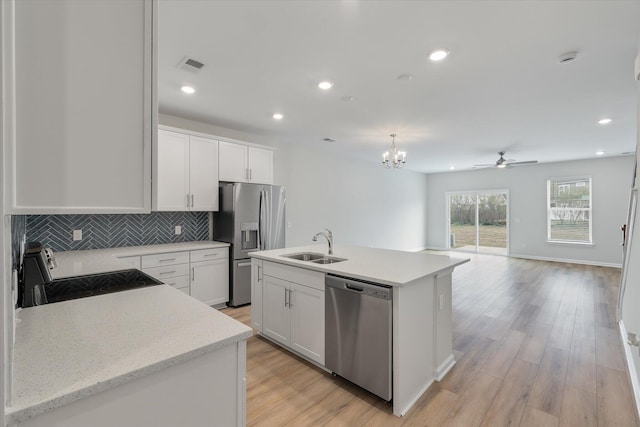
[426,156,635,266]
[159,113,429,251]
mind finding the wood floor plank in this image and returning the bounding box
[558,386,597,427]
[565,335,597,393]
[517,321,553,365]
[596,326,627,372]
[520,406,559,427]
[479,359,538,427]
[402,383,460,427]
[527,347,569,417]
[480,329,526,379]
[441,373,502,427]
[596,365,639,427]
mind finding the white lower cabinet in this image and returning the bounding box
[134,247,230,306]
[191,258,229,306]
[259,261,325,365]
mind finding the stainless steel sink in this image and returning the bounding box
[311,257,347,264]
[281,252,325,261]
[281,252,347,264]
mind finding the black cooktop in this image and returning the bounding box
[45,269,163,304]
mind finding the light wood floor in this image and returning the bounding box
[221,254,639,426]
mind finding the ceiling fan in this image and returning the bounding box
[472,151,538,169]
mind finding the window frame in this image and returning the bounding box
[546,176,593,245]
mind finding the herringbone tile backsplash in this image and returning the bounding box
[24,212,210,252]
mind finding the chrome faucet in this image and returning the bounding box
[312,228,334,255]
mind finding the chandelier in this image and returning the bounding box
[382,134,406,169]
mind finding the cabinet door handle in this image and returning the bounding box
[289,289,293,309]
[284,288,288,308]
[159,258,176,262]
[192,267,195,281]
[203,253,218,257]
[257,265,262,282]
[186,194,190,208]
[249,168,252,181]
[191,194,195,207]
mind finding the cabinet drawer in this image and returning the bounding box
[191,248,228,263]
[161,274,190,290]
[143,263,190,280]
[263,261,325,291]
[141,251,189,268]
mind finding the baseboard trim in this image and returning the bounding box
[423,246,448,251]
[408,246,428,252]
[619,320,640,420]
[435,355,456,381]
[509,253,621,268]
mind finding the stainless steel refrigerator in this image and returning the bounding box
[213,182,286,307]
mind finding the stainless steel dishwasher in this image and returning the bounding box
[325,274,393,401]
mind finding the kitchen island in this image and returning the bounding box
[8,243,251,427]
[250,244,469,417]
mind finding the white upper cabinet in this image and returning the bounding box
[248,147,274,184]
[218,141,273,184]
[154,129,218,212]
[218,142,249,183]
[9,0,154,213]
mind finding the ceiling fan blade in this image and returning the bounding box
[506,160,538,165]
[472,164,494,168]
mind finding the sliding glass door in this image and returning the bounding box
[448,191,508,255]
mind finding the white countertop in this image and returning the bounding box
[8,285,251,423]
[52,241,230,279]
[250,244,469,286]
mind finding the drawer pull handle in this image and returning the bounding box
[203,253,218,257]
[159,258,177,262]
[167,283,176,286]
[159,270,177,275]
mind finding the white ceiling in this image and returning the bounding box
[158,0,640,173]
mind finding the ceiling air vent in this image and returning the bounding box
[178,57,205,73]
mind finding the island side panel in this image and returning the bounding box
[392,275,436,417]
[435,271,455,379]
[14,343,244,427]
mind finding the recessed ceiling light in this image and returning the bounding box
[598,118,612,125]
[596,151,604,155]
[429,49,449,61]
[318,81,334,90]
[181,85,195,94]
[449,166,455,170]
[272,113,284,120]
[397,74,413,81]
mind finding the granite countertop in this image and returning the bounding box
[8,241,249,424]
[250,244,469,286]
[52,241,230,279]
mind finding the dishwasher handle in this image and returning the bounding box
[345,283,364,292]
[326,274,392,300]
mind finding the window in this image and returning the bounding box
[547,177,592,243]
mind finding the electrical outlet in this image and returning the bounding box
[175,225,182,235]
[73,229,83,241]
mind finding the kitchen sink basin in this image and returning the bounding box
[310,257,347,264]
[281,252,347,264]
[281,252,325,261]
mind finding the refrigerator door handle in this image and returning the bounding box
[258,190,265,250]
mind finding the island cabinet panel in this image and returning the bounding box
[258,261,325,365]
[262,275,292,346]
[290,282,325,365]
[435,272,455,379]
[15,342,246,427]
[251,259,264,332]
[11,0,153,213]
